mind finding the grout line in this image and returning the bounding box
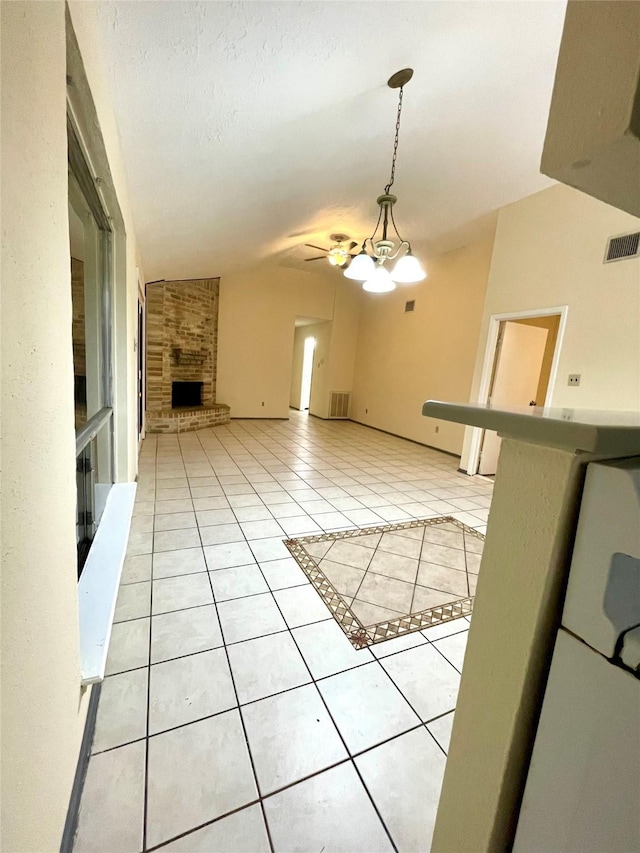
[145,798,263,852]
[253,561,400,853]
[109,416,491,850]
[200,508,276,853]
[428,636,464,675]
[141,436,157,852]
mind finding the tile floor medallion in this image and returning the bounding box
[74,413,493,852]
[286,517,482,648]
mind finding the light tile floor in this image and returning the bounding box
[75,413,493,852]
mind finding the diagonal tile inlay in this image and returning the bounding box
[286,516,482,648]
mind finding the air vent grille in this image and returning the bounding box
[405,300,416,313]
[604,231,640,263]
[329,392,350,419]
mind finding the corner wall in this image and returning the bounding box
[460,184,640,469]
[216,265,362,418]
[350,235,495,455]
[1,4,88,850]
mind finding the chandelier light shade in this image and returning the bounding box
[344,249,376,280]
[390,250,426,283]
[346,68,427,292]
[362,264,396,293]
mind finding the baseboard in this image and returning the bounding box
[59,682,101,853]
[348,419,461,459]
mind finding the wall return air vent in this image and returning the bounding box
[604,231,640,263]
[329,392,350,419]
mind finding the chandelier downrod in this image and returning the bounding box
[344,68,426,291]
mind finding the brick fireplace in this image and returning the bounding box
[145,277,230,433]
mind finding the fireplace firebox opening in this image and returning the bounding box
[172,381,203,409]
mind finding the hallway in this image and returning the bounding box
[75,414,493,852]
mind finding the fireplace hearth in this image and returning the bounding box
[172,381,203,408]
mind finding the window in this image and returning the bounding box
[68,122,114,575]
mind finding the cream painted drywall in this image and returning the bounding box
[432,438,594,851]
[1,4,89,850]
[461,183,640,470]
[68,1,146,481]
[2,5,146,850]
[217,265,361,419]
[323,275,362,420]
[541,0,640,217]
[350,235,495,455]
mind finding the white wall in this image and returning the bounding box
[461,184,640,469]
[217,265,361,418]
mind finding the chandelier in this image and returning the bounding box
[345,68,426,293]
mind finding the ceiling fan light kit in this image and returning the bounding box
[346,68,426,293]
[305,234,358,268]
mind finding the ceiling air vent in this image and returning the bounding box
[604,231,640,263]
[405,300,416,313]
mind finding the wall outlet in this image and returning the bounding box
[568,374,581,386]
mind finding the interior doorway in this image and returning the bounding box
[469,307,567,476]
[300,336,316,411]
[290,316,329,414]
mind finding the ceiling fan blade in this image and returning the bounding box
[305,244,329,253]
[348,241,358,251]
[304,256,327,262]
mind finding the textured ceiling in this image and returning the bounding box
[92,1,567,281]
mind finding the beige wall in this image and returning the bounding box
[217,265,361,418]
[323,276,362,420]
[1,4,144,850]
[461,183,640,469]
[350,235,495,455]
[541,0,640,218]
[1,3,88,850]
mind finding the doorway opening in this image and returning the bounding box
[290,316,329,415]
[300,337,316,411]
[468,307,568,476]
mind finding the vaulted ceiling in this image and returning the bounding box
[92,1,567,281]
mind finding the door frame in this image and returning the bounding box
[467,305,569,476]
[137,268,146,445]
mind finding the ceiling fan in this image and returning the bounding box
[304,234,358,268]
